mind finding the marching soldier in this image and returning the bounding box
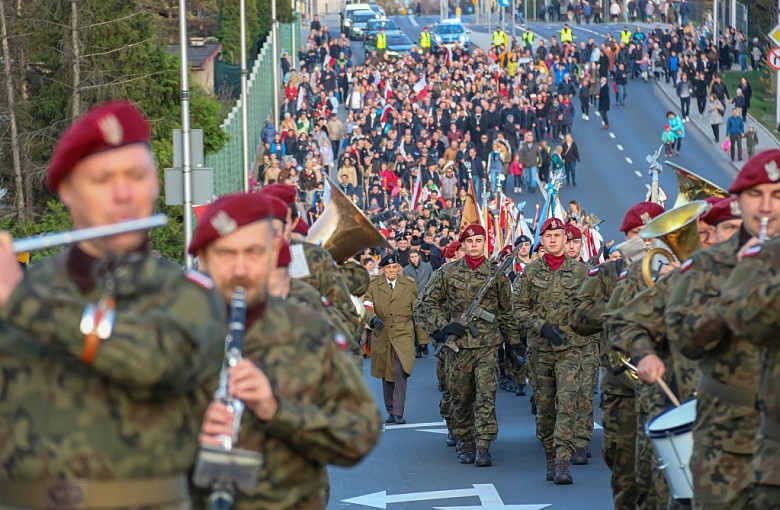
[364,253,418,425]
[192,192,382,509]
[422,225,520,467]
[0,101,226,509]
[513,218,593,484]
[569,201,665,510]
[663,150,780,509]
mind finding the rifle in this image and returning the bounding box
[434,245,521,355]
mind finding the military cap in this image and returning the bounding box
[443,241,462,259]
[188,192,278,255]
[47,101,150,191]
[258,183,298,205]
[565,224,582,240]
[379,252,400,267]
[293,219,309,236]
[701,196,740,226]
[410,237,422,247]
[728,149,780,193]
[278,240,291,267]
[539,217,566,234]
[514,234,532,246]
[459,223,486,241]
[420,242,432,251]
[439,236,451,247]
[619,202,665,233]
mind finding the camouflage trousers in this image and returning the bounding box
[533,346,584,461]
[601,380,638,510]
[448,345,499,446]
[575,341,599,449]
[635,381,673,510]
[754,434,780,506]
[438,349,452,425]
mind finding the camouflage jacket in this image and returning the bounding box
[0,249,225,482]
[412,269,441,335]
[209,297,382,510]
[513,256,593,353]
[421,258,519,349]
[287,278,351,337]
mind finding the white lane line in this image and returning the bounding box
[635,170,643,177]
[384,420,445,430]
[626,157,633,164]
[616,144,624,151]
[408,15,419,27]
[609,132,615,138]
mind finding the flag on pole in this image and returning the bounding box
[296,86,307,112]
[322,55,336,69]
[322,178,332,205]
[459,180,482,238]
[413,76,427,100]
[380,103,398,125]
[411,168,423,210]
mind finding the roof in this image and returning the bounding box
[166,42,222,70]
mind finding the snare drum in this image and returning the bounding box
[645,399,697,501]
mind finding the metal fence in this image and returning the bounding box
[206,21,300,196]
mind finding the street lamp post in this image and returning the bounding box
[240,0,249,192]
[272,0,280,131]
[178,0,194,269]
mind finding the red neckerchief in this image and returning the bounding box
[543,253,566,271]
[465,255,485,270]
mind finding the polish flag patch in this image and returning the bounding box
[679,259,694,273]
[588,267,600,276]
[184,270,214,290]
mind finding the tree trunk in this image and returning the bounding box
[71,0,81,119]
[0,0,27,217]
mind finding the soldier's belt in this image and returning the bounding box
[699,376,756,409]
[0,474,188,509]
[760,414,780,442]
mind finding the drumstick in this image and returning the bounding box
[623,361,682,408]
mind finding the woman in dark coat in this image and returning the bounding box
[598,76,610,129]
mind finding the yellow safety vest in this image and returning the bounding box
[620,30,632,44]
[560,28,573,43]
[493,30,506,46]
[420,31,431,48]
[376,33,386,49]
[522,31,534,44]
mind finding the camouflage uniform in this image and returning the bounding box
[512,256,595,469]
[604,263,673,510]
[569,259,638,510]
[664,233,759,510]
[196,297,382,510]
[719,237,780,509]
[422,258,519,453]
[287,278,351,336]
[0,248,226,510]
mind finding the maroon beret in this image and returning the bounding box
[443,241,462,259]
[258,183,298,205]
[619,202,665,233]
[565,224,582,240]
[47,101,150,191]
[188,192,277,255]
[459,223,486,242]
[540,217,566,235]
[293,220,309,236]
[701,196,741,226]
[728,149,780,194]
[277,240,291,268]
[266,195,290,222]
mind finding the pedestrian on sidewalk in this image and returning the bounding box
[692,70,708,116]
[708,93,725,143]
[676,73,692,121]
[666,111,684,155]
[745,125,758,158]
[725,108,745,161]
[737,77,752,122]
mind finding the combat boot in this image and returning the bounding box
[507,380,517,393]
[554,459,573,484]
[499,374,508,391]
[531,395,537,415]
[544,451,556,481]
[459,440,476,464]
[515,383,526,396]
[475,447,492,467]
[446,430,457,447]
[572,447,588,465]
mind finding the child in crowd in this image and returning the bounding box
[661,124,676,157]
[745,125,758,158]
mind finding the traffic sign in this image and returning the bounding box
[497,0,511,8]
[769,23,780,46]
[768,47,780,71]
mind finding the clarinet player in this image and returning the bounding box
[190,192,382,509]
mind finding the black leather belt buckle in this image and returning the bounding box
[46,480,87,510]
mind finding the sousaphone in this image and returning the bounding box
[666,161,729,207]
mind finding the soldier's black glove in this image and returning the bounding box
[541,323,566,347]
[443,322,467,338]
[370,316,385,330]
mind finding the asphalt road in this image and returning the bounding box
[328,18,740,510]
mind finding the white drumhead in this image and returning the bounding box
[647,399,697,433]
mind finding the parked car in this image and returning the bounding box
[430,18,470,52]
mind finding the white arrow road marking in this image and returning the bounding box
[434,484,551,509]
[419,428,450,434]
[343,487,479,508]
[616,144,624,151]
[384,421,445,430]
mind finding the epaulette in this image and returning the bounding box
[588,267,600,276]
[184,270,214,290]
[742,244,762,258]
[679,259,694,273]
[404,275,416,283]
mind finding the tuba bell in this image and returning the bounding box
[306,180,390,263]
[666,162,729,208]
[639,201,710,287]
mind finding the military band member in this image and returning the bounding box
[663,150,780,510]
[0,101,226,509]
[512,218,593,484]
[422,225,520,467]
[192,192,382,509]
[569,201,665,510]
[363,253,418,425]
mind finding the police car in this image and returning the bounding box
[431,19,471,53]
